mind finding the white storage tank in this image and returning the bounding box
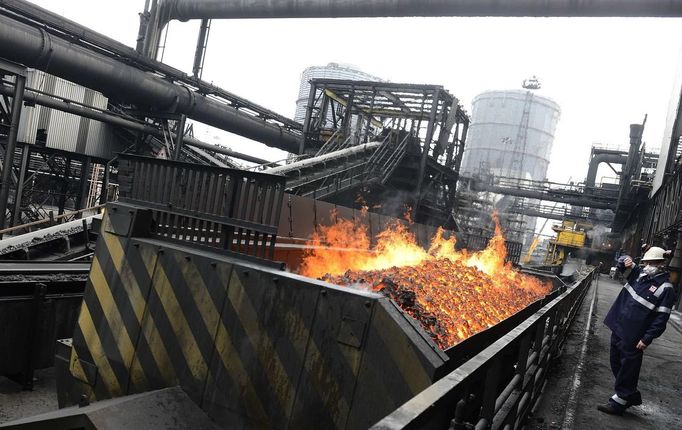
[294,63,383,123]
[461,90,561,181]
[16,70,124,159]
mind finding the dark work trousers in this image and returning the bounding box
[609,332,643,401]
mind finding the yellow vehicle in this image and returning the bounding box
[544,220,588,265]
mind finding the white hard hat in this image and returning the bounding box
[642,246,666,262]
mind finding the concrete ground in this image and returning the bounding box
[529,275,682,430]
[0,368,58,424]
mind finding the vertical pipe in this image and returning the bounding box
[76,157,91,218]
[0,74,25,233]
[11,144,30,227]
[617,123,644,207]
[192,19,211,78]
[173,114,187,160]
[135,0,153,53]
[142,0,161,58]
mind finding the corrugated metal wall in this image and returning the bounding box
[15,70,124,159]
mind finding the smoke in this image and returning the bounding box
[585,224,611,241]
[364,189,416,220]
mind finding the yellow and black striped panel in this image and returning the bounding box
[202,267,321,429]
[346,298,448,429]
[65,346,95,403]
[70,223,449,429]
[70,221,159,401]
[128,249,233,404]
[287,285,373,430]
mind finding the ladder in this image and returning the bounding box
[365,132,410,184]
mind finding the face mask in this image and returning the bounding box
[642,265,659,275]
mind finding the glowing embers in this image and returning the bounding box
[299,212,551,349]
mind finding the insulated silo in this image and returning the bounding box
[294,63,383,123]
[461,90,561,181]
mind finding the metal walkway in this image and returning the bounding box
[529,276,682,430]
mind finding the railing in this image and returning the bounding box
[365,132,410,182]
[117,154,285,260]
[0,204,105,237]
[314,128,344,156]
[372,269,596,429]
[642,162,682,241]
[379,134,410,184]
[246,154,308,171]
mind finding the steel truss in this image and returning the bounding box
[298,79,469,226]
[0,141,110,231]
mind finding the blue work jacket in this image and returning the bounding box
[604,257,675,345]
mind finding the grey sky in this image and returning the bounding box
[27,1,682,187]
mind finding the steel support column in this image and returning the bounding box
[446,121,460,167]
[300,83,319,154]
[173,114,187,160]
[76,157,91,217]
[99,161,111,205]
[415,89,441,215]
[0,71,25,233]
[11,144,30,227]
[454,120,468,173]
[57,158,71,216]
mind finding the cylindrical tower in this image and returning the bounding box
[461,90,561,181]
[294,63,383,123]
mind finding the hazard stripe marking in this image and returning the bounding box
[77,303,121,396]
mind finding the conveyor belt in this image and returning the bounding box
[0,261,91,274]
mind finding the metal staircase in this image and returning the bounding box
[284,130,412,200]
[315,131,355,157]
[365,131,410,184]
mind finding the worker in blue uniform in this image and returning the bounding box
[597,246,675,415]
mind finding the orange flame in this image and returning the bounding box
[299,212,551,349]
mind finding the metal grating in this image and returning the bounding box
[117,154,285,260]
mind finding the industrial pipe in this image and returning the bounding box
[267,141,380,174]
[162,0,682,20]
[0,0,301,130]
[0,14,301,153]
[143,0,682,58]
[471,182,616,210]
[585,153,628,188]
[0,84,272,165]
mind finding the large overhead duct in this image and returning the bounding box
[0,83,271,165]
[160,0,682,20]
[586,153,628,188]
[142,0,682,74]
[0,0,301,132]
[0,14,301,153]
